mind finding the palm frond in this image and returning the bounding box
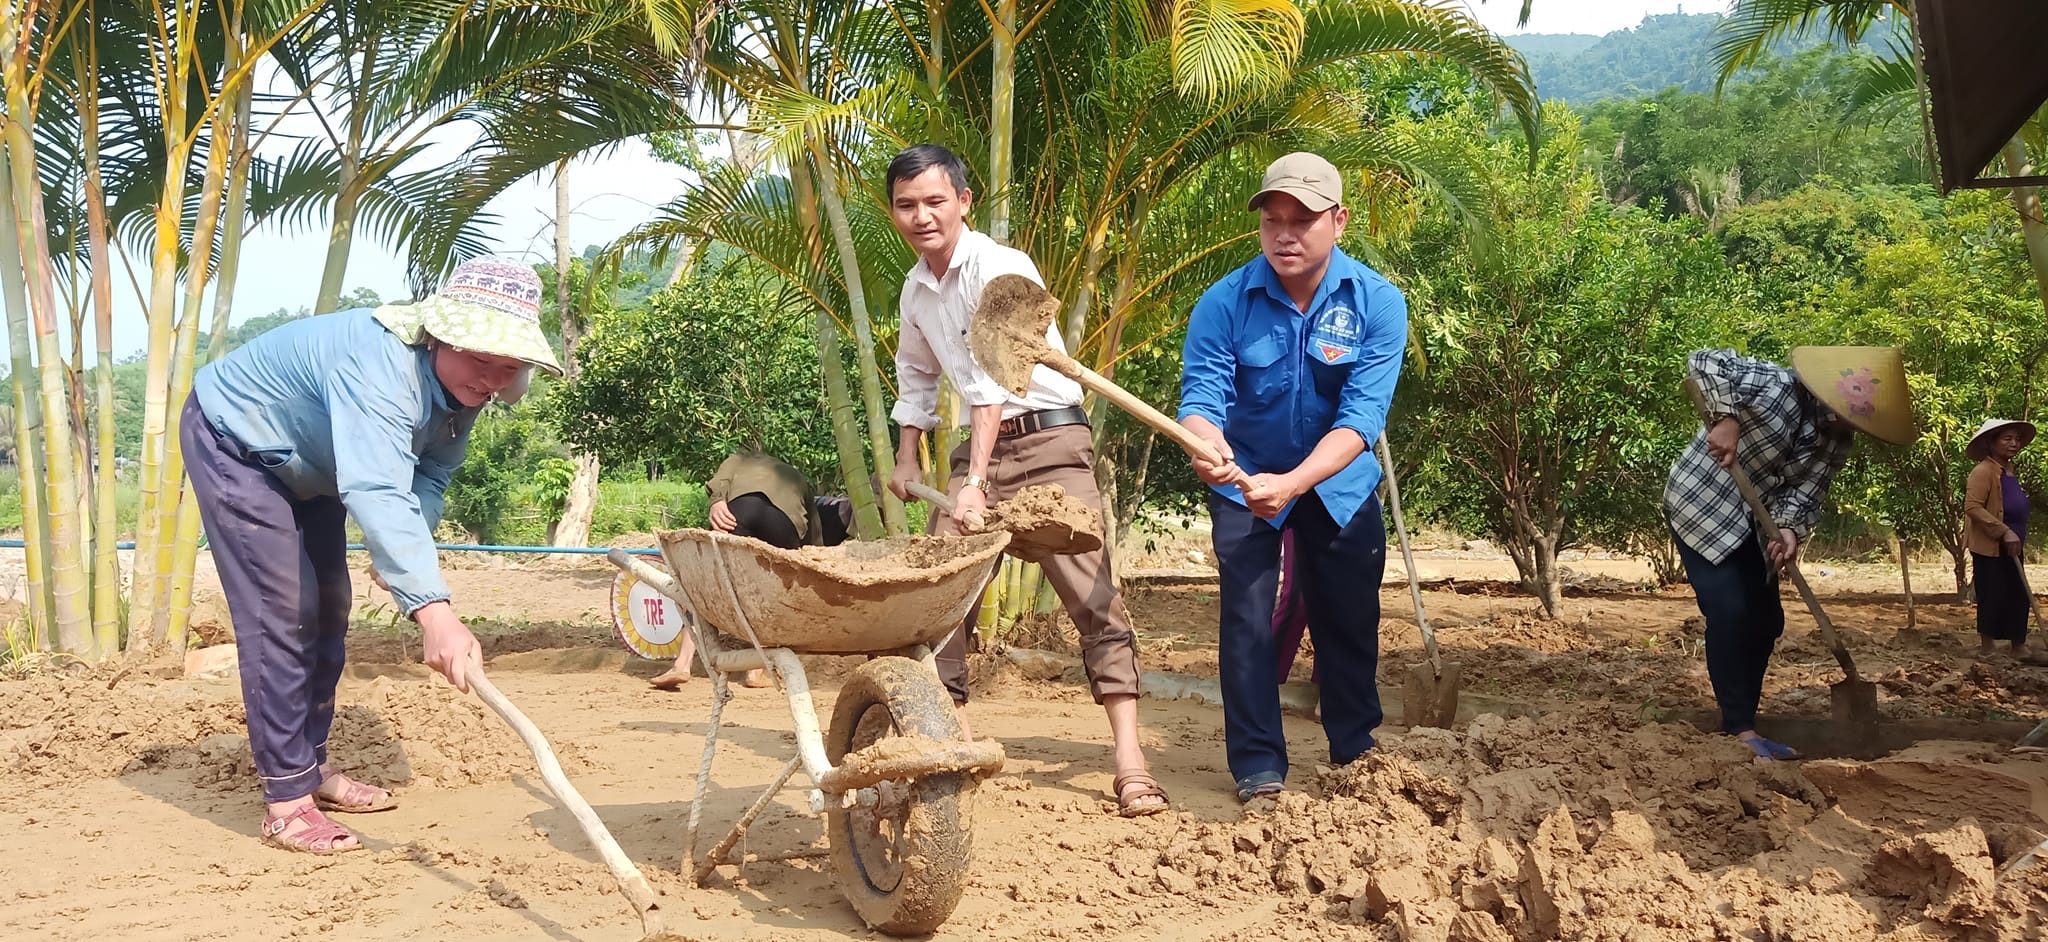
[1298,0,1539,152]
[1169,0,1305,105]
[1710,0,1901,90]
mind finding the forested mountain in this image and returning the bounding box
[1510,11,1906,105]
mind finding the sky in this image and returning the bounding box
[5,0,1733,365]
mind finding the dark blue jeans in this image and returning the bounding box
[1210,489,1385,784]
[1674,528,1784,735]
[182,395,353,802]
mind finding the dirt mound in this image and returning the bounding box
[0,673,592,796]
[1123,708,2048,941]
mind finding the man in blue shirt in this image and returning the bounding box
[184,258,561,854]
[1176,152,1407,802]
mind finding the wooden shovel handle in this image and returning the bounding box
[903,480,957,513]
[1040,350,1254,492]
[467,656,668,936]
[1683,378,1862,683]
[1375,431,1439,673]
[2012,554,2048,628]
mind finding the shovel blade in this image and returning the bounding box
[1402,660,1463,728]
[1829,679,1881,735]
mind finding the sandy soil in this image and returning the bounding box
[4,544,2048,941]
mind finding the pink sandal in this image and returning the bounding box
[261,804,361,855]
[315,772,397,813]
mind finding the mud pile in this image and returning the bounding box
[1126,708,2048,941]
[789,534,993,578]
[0,673,591,795]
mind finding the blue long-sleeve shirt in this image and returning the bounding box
[193,308,476,613]
[1176,248,1407,527]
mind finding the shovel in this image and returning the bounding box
[1683,378,1880,736]
[466,656,685,942]
[1377,431,1461,727]
[970,274,1252,489]
[903,479,1102,562]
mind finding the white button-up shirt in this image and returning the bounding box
[891,229,1084,430]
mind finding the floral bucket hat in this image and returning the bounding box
[1788,346,1916,445]
[372,258,563,378]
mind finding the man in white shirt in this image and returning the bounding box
[884,144,1168,817]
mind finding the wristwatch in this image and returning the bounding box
[962,474,992,494]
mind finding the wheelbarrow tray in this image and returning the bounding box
[654,529,1011,654]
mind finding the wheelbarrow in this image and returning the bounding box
[606,529,1011,936]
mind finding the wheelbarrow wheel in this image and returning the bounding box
[825,656,972,936]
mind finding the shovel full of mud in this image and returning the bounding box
[1684,378,1880,740]
[904,480,1101,562]
[969,274,1254,484]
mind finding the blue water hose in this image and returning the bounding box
[0,538,660,555]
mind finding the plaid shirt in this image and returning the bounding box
[1664,349,1852,565]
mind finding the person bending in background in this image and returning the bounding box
[649,450,850,690]
[1666,346,1915,762]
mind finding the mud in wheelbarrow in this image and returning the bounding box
[607,529,1012,936]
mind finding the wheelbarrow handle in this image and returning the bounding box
[1683,377,1862,684]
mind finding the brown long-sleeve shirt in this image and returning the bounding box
[1966,457,2019,557]
[707,451,820,543]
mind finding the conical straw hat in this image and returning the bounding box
[1968,418,2037,460]
[1787,346,1916,444]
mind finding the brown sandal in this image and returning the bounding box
[261,804,361,855]
[1112,769,1171,818]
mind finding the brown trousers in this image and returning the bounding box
[932,422,1141,704]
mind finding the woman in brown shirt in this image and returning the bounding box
[1965,419,2037,658]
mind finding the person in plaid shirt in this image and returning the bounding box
[1665,346,1915,762]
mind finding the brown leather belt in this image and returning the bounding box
[997,406,1089,438]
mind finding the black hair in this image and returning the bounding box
[886,144,970,200]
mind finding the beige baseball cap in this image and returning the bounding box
[1248,152,1343,212]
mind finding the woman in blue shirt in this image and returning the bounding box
[183,259,561,854]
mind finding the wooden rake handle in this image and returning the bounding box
[1683,378,1862,684]
[467,656,669,938]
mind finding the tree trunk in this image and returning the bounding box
[315,166,363,314]
[986,0,1018,244]
[551,159,601,547]
[1532,530,1562,619]
[2003,142,2048,323]
[790,166,883,539]
[2,97,93,654]
[809,146,906,534]
[0,143,53,646]
[130,76,196,655]
[1896,532,1916,629]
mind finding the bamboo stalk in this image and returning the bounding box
[789,160,883,539]
[987,0,1018,243]
[0,142,53,646]
[79,10,122,652]
[146,33,238,638]
[2,63,94,655]
[166,53,256,651]
[808,145,906,535]
[130,2,199,653]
